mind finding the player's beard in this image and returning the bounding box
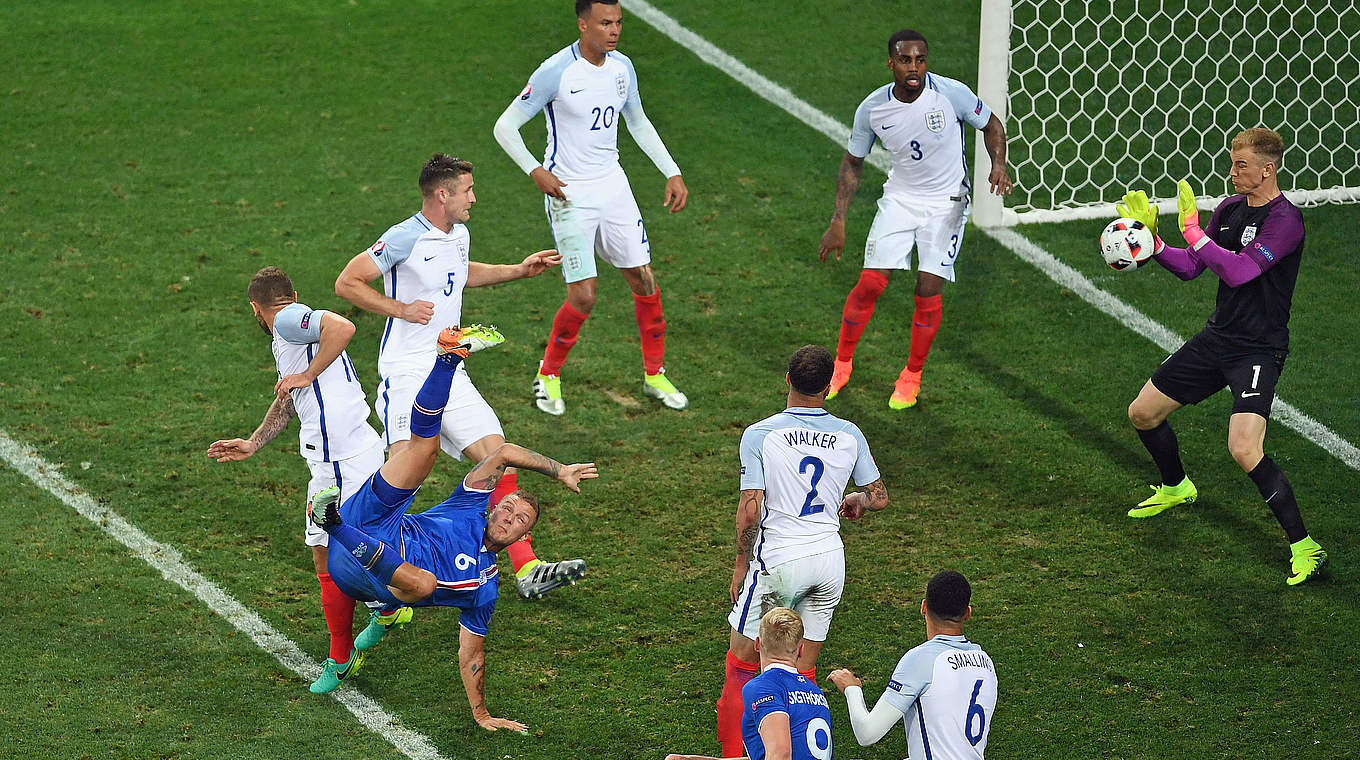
[256,314,272,336]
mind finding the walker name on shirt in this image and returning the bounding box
[782,431,838,449]
[947,651,995,672]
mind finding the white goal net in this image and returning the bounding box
[972,0,1360,225]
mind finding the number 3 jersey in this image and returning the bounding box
[848,74,992,203]
[882,635,998,760]
[739,407,880,569]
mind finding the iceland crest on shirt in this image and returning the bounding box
[926,109,946,134]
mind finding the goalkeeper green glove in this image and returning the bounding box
[1176,179,1207,248]
[1115,189,1158,239]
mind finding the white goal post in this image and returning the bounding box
[972,0,1360,227]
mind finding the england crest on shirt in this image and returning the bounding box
[1241,225,1257,245]
[457,238,469,264]
[615,72,628,99]
[926,109,946,134]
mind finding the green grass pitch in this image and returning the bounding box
[2,1,1357,758]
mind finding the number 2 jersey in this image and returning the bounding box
[742,664,834,760]
[739,407,880,569]
[882,635,998,760]
[847,74,992,203]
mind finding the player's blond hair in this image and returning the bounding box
[758,607,803,659]
[1231,128,1285,170]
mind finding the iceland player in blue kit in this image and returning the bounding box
[311,325,597,731]
[667,608,835,760]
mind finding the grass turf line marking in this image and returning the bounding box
[621,0,1360,474]
[0,429,450,760]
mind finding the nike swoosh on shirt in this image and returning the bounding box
[423,255,437,261]
[570,88,586,94]
[880,124,894,130]
[1241,391,1262,398]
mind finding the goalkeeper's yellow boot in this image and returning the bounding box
[1127,476,1197,518]
[1286,537,1328,586]
[643,368,688,410]
[309,648,365,694]
[826,359,853,400]
[354,606,413,651]
[889,368,922,410]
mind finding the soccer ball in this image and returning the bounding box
[1099,218,1155,271]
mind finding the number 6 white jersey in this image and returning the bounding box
[882,635,998,760]
[739,407,879,569]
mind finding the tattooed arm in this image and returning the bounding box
[839,478,888,521]
[730,489,764,603]
[206,395,297,462]
[458,626,525,733]
[463,443,598,493]
[818,152,866,262]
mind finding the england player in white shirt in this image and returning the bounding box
[828,570,998,760]
[335,154,585,601]
[819,29,1012,410]
[714,345,889,758]
[207,266,384,694]
[493,0,690,417]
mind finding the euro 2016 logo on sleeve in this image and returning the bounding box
[926,109,946,134]
[615,73,627,99]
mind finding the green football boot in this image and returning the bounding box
[533,371,565,416]
[643,368,688,410]
[1127,476,1197,518]
[354,606,413,651]
[1286,537,1328,586]
[309,648,365,694]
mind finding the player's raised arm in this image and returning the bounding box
[335,249,434,324]
[820,152,866,262]
[458,626,527,733]
[206,394,296,462]
[465,442,598,494]
[274,311,356,398]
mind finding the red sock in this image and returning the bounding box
[490,471,518,510]
[317,572,356,662]
[506,532,539,575]
[837,270,889,362]
[633,289,666,375]
[907,293,942,372]
[540,301,589,376]
[799,667,817,683]
[716,650,760,757]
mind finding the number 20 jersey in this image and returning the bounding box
[739,407,880,569]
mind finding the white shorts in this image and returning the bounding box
[863,192,970,281]
[303,438,385,547]
[374,368,503,460]
[727,549,845,642]
[546,168,650,284]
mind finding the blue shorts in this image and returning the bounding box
[326,472,419,605]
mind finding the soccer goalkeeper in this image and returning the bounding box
[1116,127,1326,585]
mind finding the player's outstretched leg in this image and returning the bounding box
[830,270,888,399]
[516,556,588,600]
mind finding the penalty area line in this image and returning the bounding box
[622,0,1360,473]
[0,429,450,760]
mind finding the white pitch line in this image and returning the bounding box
[623,0,1360,473]
[0,429,449,760]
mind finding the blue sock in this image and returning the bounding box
[327,523,405,586]
[411,355,461,438]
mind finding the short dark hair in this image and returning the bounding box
[247,266,293,307]
[788,345,834,395]
[889,29,928,57]
[576,0,618,17]
[418,153,474,198]
[925,570,971,622]
[510,489,541,518]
